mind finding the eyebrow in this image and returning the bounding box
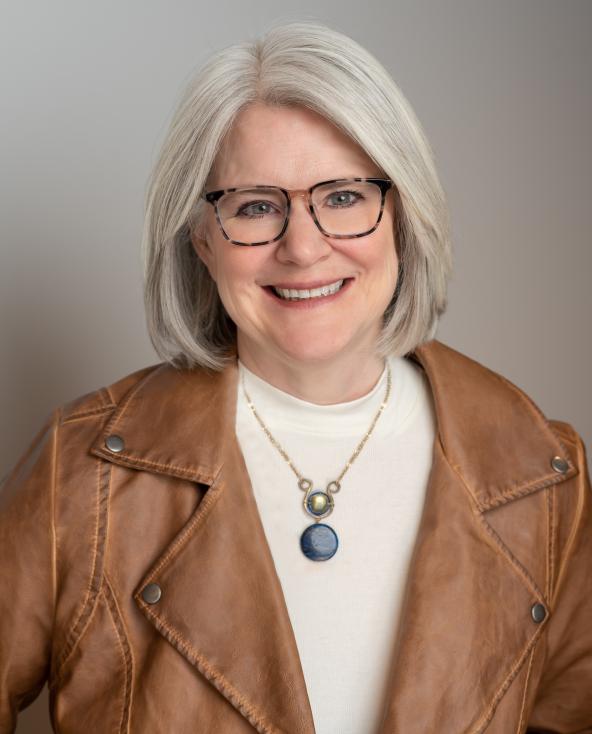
[208,175,386,191]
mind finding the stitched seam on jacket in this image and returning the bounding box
[100,364,166,433]
[446,445,550,731]
[439,443,481,511]
[51,459,111,685]
[546,488,557,601]
[91,450,215,485]
[138,604,277,734]
[487,369,576,469]
[516,646,537,734]
[443,448,546,600]
[132,470,279,733]
[141,469,222,580]
[62,406,116,423]
[478,513,545,601]
[477,472,576,512]
[549,434,587,607]
[441,436,573,514]
[60,384,115,422]
[444,369,577,509]
[470,623,547,734]
[98,386,113,406]
[91,365,224,480]
[103,576,134,734]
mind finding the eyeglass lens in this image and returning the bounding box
[216,180,384,244]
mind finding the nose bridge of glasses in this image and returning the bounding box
[283,188,321,237]
[286,188,313,208]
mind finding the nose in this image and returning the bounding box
[275,193,332,267]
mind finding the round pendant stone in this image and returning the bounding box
[300,523,338,561]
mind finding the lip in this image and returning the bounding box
[262,277,354,308]
[265,278,353,290]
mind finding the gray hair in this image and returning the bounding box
[142,20,453,370]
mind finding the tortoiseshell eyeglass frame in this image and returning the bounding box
[203,177,394,246]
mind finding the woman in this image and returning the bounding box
[1,21,590,734]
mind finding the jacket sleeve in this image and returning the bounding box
[527,424,592,734]
[0,409,60,732]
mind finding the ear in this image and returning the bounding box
[190,225,217,283]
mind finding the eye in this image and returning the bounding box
[325,190,364,208]
[236,200,281,218]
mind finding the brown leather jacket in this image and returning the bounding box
[1,339,591,733]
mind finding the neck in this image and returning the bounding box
[236,342,386,405]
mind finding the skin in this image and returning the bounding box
[191,102,399,404]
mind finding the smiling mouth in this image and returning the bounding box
[267,279,351,301]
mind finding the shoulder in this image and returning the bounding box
[410,339,588,509]
[58,362,165,424]
[413,338,582,438]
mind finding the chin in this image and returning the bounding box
[274,332,356,365]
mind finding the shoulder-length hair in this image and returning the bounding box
[142,20,452,370]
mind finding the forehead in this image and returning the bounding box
[209,102,382,189]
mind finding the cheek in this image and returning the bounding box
[203,229,238,287]
[210,249,263,308]
[380,227,399,278]
[362,240,399,315]
[359,234,398,289]
[213,264,245,312]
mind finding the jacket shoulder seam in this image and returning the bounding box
[59,365,163,425]
[547,419,580,450]
[61,405,116,424]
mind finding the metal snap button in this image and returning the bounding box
[531,602,546,623]
[105,435,125,453]
[141,583,162,604]
[551,456,569,474]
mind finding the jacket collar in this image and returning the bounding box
[89,339,577,733]
[90,338,575,509]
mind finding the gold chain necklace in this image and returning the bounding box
[241,362,392,562]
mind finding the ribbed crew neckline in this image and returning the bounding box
[238,355,422,437]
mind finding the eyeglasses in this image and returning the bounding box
[203,177,394,246]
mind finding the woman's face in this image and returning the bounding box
[192,102,399,372]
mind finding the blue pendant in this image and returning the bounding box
[300,523,339,561]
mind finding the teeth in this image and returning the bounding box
[273,279,345,301]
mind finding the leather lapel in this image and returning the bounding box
[377,342,578,733]
[91,361,315,733]
[90,339,577,733]
[378,438,551,733]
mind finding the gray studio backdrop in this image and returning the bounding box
[1,1,590,731]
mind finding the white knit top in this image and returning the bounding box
[235,355,436,734]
